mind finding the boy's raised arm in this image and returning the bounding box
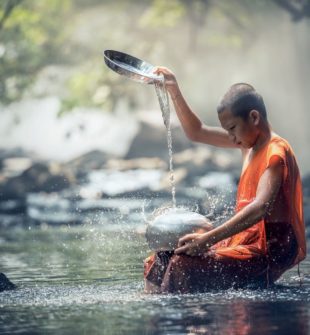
[154,66,239,149]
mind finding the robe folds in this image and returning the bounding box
[144,135,306,293]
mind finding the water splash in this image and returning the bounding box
[154,78,176,207]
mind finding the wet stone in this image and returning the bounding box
[0,273,16,292]
[0,161,75,201]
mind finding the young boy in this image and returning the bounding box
[144,67,306,293]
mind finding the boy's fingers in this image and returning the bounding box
[153,66,171,75]
[174,245,188,254]
[178,236,186,246]
[153,66,163,74]
[178,234,193,247]
[175,244,200,256]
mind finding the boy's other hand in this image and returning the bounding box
[175,233,210,256]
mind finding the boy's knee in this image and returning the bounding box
[170,254,189,269]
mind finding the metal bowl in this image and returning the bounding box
[146,208,213,251]
[103,50,161,84]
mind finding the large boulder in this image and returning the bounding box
[65,150,110,171]
[0,148,38,173]
[125,121,192,159]
[173,147,214,183]
[0,161,75,201]
[105,157,167,171]
[0,147,37,161]
[64,150,112,181]
[172,146,241,184]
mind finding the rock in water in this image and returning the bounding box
[0,273,16,292]
[146,208,213,251]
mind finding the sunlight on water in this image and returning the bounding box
[0,223,309,334]
[1,276,310,308]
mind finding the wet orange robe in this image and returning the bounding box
[144,135,306,291]
[213,135,306,275]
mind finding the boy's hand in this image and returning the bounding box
[153,66,179,96]
[175,233,211,256]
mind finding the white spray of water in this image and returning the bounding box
[154,79,176,207]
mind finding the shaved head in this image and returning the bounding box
[217,83,267,120]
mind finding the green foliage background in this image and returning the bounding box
[0,0,309,113]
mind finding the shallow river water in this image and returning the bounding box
[0,216,309,335]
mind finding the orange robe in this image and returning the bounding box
[144,135,306,292]
[213,135,306,277]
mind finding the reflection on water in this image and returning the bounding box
[0,215,309,335]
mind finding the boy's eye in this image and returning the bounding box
[229,126,236,130]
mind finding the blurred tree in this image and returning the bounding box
[0,0,144,111]
[0,0,72,104]
[139,0,185,27]
[0,0,23,31]
[274,0,310,21]
[1,0,309,112]
[59,60,140,115]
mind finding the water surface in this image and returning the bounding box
[0,216,309,334]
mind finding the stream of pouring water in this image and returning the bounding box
[154,79,176,207]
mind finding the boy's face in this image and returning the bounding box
[218,108,259,149]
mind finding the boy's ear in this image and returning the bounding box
[249,109,260,125]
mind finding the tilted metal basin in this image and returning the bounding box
[103,50,161,84]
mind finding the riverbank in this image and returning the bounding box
[1,144,310,234]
